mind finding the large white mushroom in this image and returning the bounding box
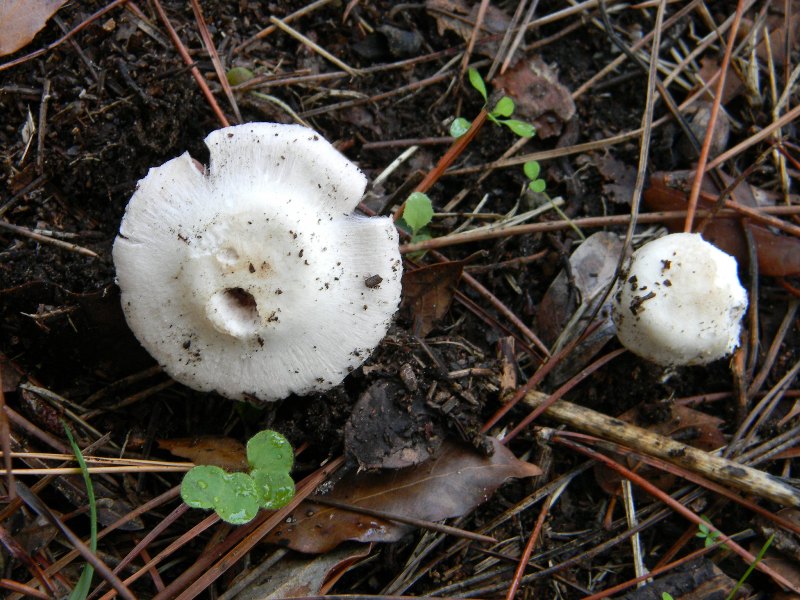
[612,232,747,366]
[113,123,402,401]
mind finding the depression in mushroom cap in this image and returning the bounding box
[113,123,402,401]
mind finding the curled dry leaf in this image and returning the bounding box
[620,558,737,600]
[229,543,370,600]
[596,154,638,205]
[644,171,800,277]
[425,0,511,58]
[698,11,800,105]
[158,437,248,471]
[0,0,67,57]
[536,232,622,383]
[265,437,541,553]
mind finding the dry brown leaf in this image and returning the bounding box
[425,0,511,58]
[620,558,736,599]
[401,261,464,337]
[493,57,576,139]
[158,436,248,471]
[645,171,800,277]
[536,232,622,383]
[696,11,800,105]
[0,0,67,57]
[597,154,638,205]
[265,437,541,553]
[229,543,370,600]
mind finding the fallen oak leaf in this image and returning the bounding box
[425,0,511,58]
[0,0,66,57]
[265,437,540,553]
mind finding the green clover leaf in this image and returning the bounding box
[251,469,296,510]
[181,465,260,525]
[247,430,294,472]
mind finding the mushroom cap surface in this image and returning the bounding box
[611,232,747,366]
[113,123,402,401]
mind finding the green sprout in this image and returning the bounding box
[399,191,434,251]
[64,423,97,600]
[449,68,536,139]
[726,533,774,600]
[696,516,724,548]
[180,430,295,525]
[403,191,434,235]
[524,160,547,193]
[450,69,548,197]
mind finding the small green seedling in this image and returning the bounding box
[696,516,724,548]
[661,594,674,600]
[181,430,295,525]
[403,191,434,235]
[524,160,547,193]
[726,533,774,600]
[450,68,536,139]
[399,191,434,252]
[64,423,97,600]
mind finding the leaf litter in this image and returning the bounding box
[0,0,66,57]
[2,1,800,598]
[265,437,540,553]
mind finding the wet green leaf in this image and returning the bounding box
[252,469,296,510]
[247,430,294,472]
[217,472,260,524]
[181,465,228,509]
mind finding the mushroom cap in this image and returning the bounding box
[113,123,402,401]
[611,233,747,366]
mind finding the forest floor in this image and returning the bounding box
[1,1,799,598]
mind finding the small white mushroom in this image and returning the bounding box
[113,123,402,401]
[611,232,747,366]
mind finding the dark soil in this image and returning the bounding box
[1,1,798,598]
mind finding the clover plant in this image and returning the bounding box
[181,430,295,524]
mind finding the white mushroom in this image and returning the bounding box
[611,232,747,366]
[113,123,402,401]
